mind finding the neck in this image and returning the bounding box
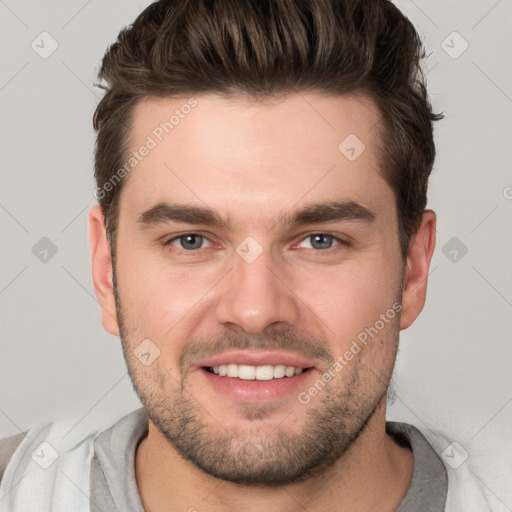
[135,401,414,512]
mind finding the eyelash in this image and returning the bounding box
[161,232,350,255]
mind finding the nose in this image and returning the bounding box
[214,243,301,335]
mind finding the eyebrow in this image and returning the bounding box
[136,200,376,231]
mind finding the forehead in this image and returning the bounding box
[119,92,392,229]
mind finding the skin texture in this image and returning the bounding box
[89,92,436,511]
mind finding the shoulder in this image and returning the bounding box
[0,431,28,483]
[390,421,512,512]
[0,419,104,512]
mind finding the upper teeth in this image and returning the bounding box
[212,364,304,380]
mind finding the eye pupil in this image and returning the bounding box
[181,234,203,250]
[169,233,342,253]
[311,234,332,250]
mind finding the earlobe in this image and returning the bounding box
[399,210,437,331]
[88,204,120,336]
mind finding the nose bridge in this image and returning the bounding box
[214,241,300,334]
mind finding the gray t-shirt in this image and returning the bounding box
[86,407,448,511]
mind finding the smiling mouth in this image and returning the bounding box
[203,364,312,381]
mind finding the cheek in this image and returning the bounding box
[118,247,209,318]
[116,251,221,361]
[295,256,400,350]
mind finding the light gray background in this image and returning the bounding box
[1,0,511,504]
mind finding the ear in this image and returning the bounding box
[400,210,437,331]
[88,204,120,336]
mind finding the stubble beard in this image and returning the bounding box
[112,262,401,486]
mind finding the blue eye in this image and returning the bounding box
[162,232,349,255]
[164,234,212,251]
[297,234,347,251]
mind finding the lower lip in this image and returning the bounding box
[199,368,315,402]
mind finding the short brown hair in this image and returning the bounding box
[93,0,443,262]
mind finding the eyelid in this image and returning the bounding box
[162,231,351,253]
[162,232,216,248]
[293,232,350,251]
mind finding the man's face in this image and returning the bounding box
[112,92,405,484]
